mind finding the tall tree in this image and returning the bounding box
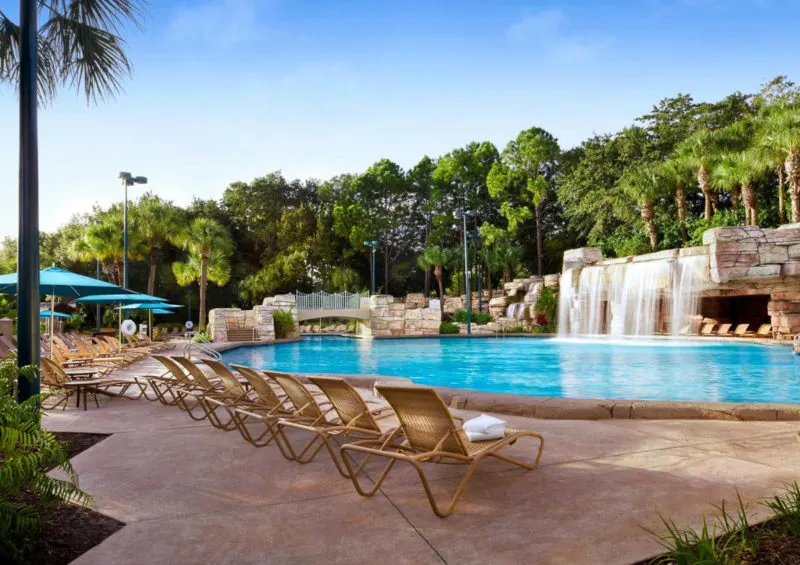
[416,246,453,299]
[485,127,560,275]
[618,163,671,250]
[0,0,145,102]
[172,218,234,330]
[676,129,727,220]
[134,194,182,296]
[712,152,767,226]
[759,107,800,223]
[660,157,695,245]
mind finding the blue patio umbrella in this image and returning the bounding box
[0,266,131,358]
[114,302,182,338]
[39,310,75,319]
[75,294,172,344]
[74,293,167,305]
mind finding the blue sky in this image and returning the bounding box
[1,0,799,237]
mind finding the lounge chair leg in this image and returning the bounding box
[410,459,480,518]
[341,446,399,497]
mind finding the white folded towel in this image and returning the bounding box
[463,414,507,442]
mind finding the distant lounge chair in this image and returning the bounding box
[700,323,716,336]
[733,324,751,336]
[755,324,773,338]
[341,384,545,518]
[40,357,133,410]
[716,323,733,336]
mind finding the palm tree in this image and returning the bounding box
[485,239,522,286]
[676,129,725,220]
[660,157,695,246]
[758,107,800,222]
[416,246,453,299]
[618,163,671,250]
[134,194,182,296]
[68,210,146,285]
[69,220,122,284]
[0,1,145,103]
[712,152,767,226]
[171,218,234,330]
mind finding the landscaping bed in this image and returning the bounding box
[14,432,124,565]
[639,485,800,565]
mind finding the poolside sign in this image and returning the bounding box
[185,321,194,330]
[429,299,441,310]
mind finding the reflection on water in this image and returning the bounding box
[221,336,800,404]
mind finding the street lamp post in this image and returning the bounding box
[469,232,482,313]
[96,258,102,332]
[118,172,147,289]
[364,240,378,295]
[454,210,475,335]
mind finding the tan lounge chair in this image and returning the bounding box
[272,375,395,477]
[755,323,773,338]
[149,355,222,420]
[700,323,716,336]
[341,385,545,518]
[226,364,296,449]
[733,324,751,337]
[716,323,733,336]
[40,357,133,410]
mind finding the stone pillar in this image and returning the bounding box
[0,318,12,338]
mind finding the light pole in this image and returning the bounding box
[454,210,476,335]
[17,0,40,402]
[118,172,147,289]
[469,232,482,314]
[364,240,378,295]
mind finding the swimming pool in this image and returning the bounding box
[220,336,800,404]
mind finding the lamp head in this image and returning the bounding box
[133,176,148,184]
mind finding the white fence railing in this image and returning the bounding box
[296,291,368,311]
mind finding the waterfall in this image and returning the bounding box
[557,269,577,337]
[670,255,707,336]
[557,255,707,338]
[505,302,526,321]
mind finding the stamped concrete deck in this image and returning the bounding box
[43,355,800,565]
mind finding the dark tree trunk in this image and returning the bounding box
[434,265,444,299]
[147,249,158,296]
[698,166,713,220]
[778,166,787,224]
[641,200,657,250]
[787,152,800,223]
[199,256,208,330]
[744,183,758,226]
[383,247,390,295]
[675,183,687,246]
[534,204,543,276]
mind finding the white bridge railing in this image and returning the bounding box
[296,291,368,311]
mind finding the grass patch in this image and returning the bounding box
[439,321,460,335]
[645,484,800,565]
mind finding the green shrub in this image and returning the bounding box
[191,330,210,343]
[273,310,296,339]
[505,325,527,334]
[452,309,493,325]
[439,321,460,335]
[534,288,558,332]
[0,356,91,562]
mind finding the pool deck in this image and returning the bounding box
[44,353,800,565]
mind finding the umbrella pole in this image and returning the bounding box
[118,307,122,354]
[149,309,152,340]
[49,294,55,359]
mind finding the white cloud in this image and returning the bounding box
[506,9,607,62]
[169,0,262,47]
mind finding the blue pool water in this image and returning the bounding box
[220,336,800,404]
